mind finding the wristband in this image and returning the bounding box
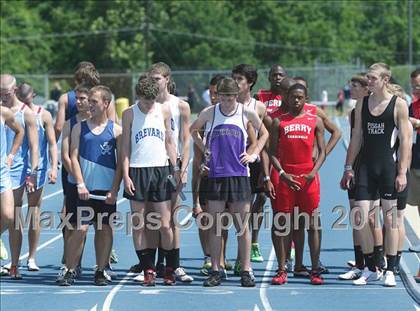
[344,165,352,171]
[263,176,271,182]
[279,169,285,176]
[77,183,86,189]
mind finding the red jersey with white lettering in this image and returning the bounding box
[277,111,317,173]
[271,111,320,214]
[256,89,281,117]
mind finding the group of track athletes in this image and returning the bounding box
[0,61,419,289]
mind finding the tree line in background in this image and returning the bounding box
[1,0,419,74]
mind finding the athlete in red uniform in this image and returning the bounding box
[255,64,286,117]
[269,83,326,286]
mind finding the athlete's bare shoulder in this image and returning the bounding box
[0,105,13,119]
[255,100,266,118]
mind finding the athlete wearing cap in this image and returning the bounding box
[191,77,268,287]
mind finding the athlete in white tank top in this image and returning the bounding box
[130,103,168,168]
[167,95,182,158]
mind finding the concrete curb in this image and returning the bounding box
[400,257,420,305]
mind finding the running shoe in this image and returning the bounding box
[9,265,22,280]
[293,265,310,278]
[106,268,117,280]
[318,261,329,274]
[338,267,362,280]
[58,269,76,286]
[240,271,256,287]
[272,270,288,285]
[347,260,356,268]
[251,243,264,262]
[200,257,211,275]
[27,258,40,271]
[310,270,324,285]
[0,266,9,276]
[220,268,228,280]
[133,271,144,282]
[383,270,396,287]
[56,265,67,283]
[203,271,221,287]
[143,269,156,287]
[0,239,8,260]
[130,263,143,273]
[110,249,119,264]
[285,259,293,272]
[353,267,383,286]
[94,270,109,286]
[164,267,176,285]
[175,267,193,282]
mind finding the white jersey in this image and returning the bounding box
[129,103,168,168]
[167,95,182,158]
[244,98,260,141]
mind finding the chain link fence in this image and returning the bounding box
[15,64,418,114]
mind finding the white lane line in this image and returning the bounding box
[259,246,275,311]
[16,198,127,262]
[102,272,134,311]
[1,284,408,291]
[101,197,190,311]
[179,212,192,226]
[21,189,63,208]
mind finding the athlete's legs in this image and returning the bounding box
[272,211,291,270]
[151,200,173,250]
[369,201,384,269]
[27,187,44,260]
[198,202,211,257]
[382,199,398,271]
[0,190,14,234]
[207,200,226,271]
[308,210,321,271]
[229,201,252,272]
[220,215,228,269]
[66,224,89,270]
[94,223,112,271]
[130,200,147,252]
[10,186,24,266]
[293,215,306,270]
[350,199,364,268]
[250,193,266,244]
[60,198,67,264]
